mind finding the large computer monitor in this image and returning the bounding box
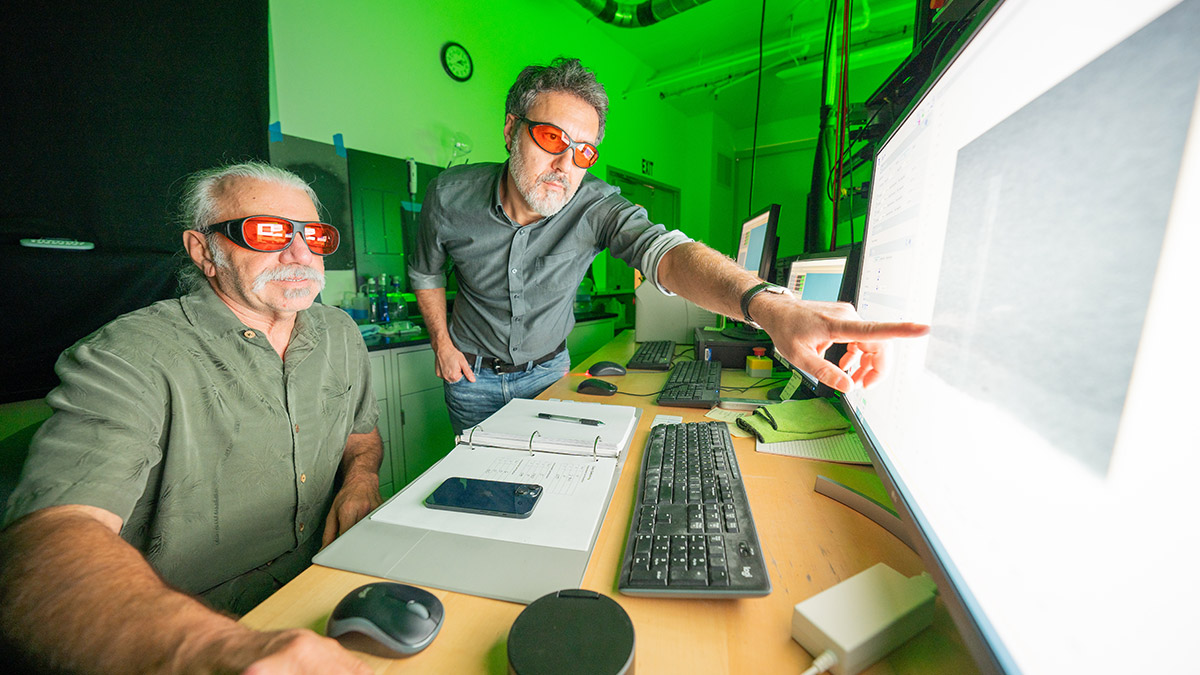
[844,0,1199,672]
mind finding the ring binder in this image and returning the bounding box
[592,436,601,462]
[468,426,481,450]
[528,430,540,456]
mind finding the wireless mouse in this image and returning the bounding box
[587,360,627,376]
[326,582,444,656]
[577,378,619,396]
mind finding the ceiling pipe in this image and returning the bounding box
[574,0,715,28]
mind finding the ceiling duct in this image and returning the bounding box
[575,0,715,28]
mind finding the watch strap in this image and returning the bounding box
[739,282,784,329]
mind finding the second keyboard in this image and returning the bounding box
[656,359,722,408]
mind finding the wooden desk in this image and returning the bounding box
[241,331,979,674]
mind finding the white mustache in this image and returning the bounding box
[252,264,325,294]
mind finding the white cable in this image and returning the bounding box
[800,649,838,675]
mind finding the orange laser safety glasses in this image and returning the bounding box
[206,215,340,256]
[520,117,599,169]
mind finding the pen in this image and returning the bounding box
[537,412,605,426]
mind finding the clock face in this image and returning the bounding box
[441,42,473,82]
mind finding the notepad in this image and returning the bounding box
[367,398,639,552]
[754,431,871,465]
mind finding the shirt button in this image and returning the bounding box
[511,269,518,274]
[299,523,305,532]
[300,473,307,483]
[242,330,256,339]
[294,424,300,433]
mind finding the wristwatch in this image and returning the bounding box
[739,282,788,329]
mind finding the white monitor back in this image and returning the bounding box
[633,282,719,343]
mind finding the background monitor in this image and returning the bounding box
[724,204,782,340]
[770,248,854,398]
[845,0,1200,672]
[734,204,780,283]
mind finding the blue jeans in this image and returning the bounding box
[443,349,571,434]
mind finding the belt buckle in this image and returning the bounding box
[492,360,506,374]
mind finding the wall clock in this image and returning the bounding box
[440,42,473,82]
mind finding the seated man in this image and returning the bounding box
[0,162,377,673]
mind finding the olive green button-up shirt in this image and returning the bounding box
[3,285,378,602]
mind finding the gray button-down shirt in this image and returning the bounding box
[409,161,692,364]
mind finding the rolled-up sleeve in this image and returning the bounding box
[591,193,694,296]
[408,175,449,290]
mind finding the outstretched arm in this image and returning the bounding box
[655,242,928,392]
[0,505,371,674]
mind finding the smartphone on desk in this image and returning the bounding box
[423,477,543,519]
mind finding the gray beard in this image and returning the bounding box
[509,136,575,217]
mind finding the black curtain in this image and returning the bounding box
[0,1,270,403]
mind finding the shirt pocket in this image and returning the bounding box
[532,251,579,292]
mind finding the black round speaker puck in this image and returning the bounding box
[507,589,635,675]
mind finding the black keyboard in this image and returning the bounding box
[618,422,771,597]
[627,339,675,370]
[656,360,722,408]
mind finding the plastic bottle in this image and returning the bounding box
[376,274,391,324]
[366,277,380,323]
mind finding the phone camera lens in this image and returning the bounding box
[515,486,529,495]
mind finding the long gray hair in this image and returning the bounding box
[176,161,321,294]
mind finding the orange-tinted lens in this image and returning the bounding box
[242,216,294,251]
[573,143,599,168]
[530,124,569,153]
[303,223,340,255]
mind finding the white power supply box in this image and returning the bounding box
[791,563,938,675]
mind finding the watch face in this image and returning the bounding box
[441,42,472,81]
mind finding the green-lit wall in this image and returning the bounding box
[269,0,730,248]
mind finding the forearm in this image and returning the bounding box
[0,507,252,673]
[414,288,454,351]
[655,242,762,318]
[340,428,383,487]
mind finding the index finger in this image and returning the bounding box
[829,320,929,344]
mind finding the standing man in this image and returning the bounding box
[410,58,927,432]
[1,162,376,673]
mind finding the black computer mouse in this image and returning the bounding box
[587,360,627,377]
[326,582,444,656]
[577,378,619,396]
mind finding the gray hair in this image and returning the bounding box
[505,57,609,144]
[175,161,321,294]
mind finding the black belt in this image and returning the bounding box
[463,341,566,374]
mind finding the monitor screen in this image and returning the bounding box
[845,0,1200,672]
[785,256,847,302]
[734,204,780,281]
[772,253,850,396]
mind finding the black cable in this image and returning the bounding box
[746,0,767,218]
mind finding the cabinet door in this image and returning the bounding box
[399,387,455,485]
[368,351,403,496]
